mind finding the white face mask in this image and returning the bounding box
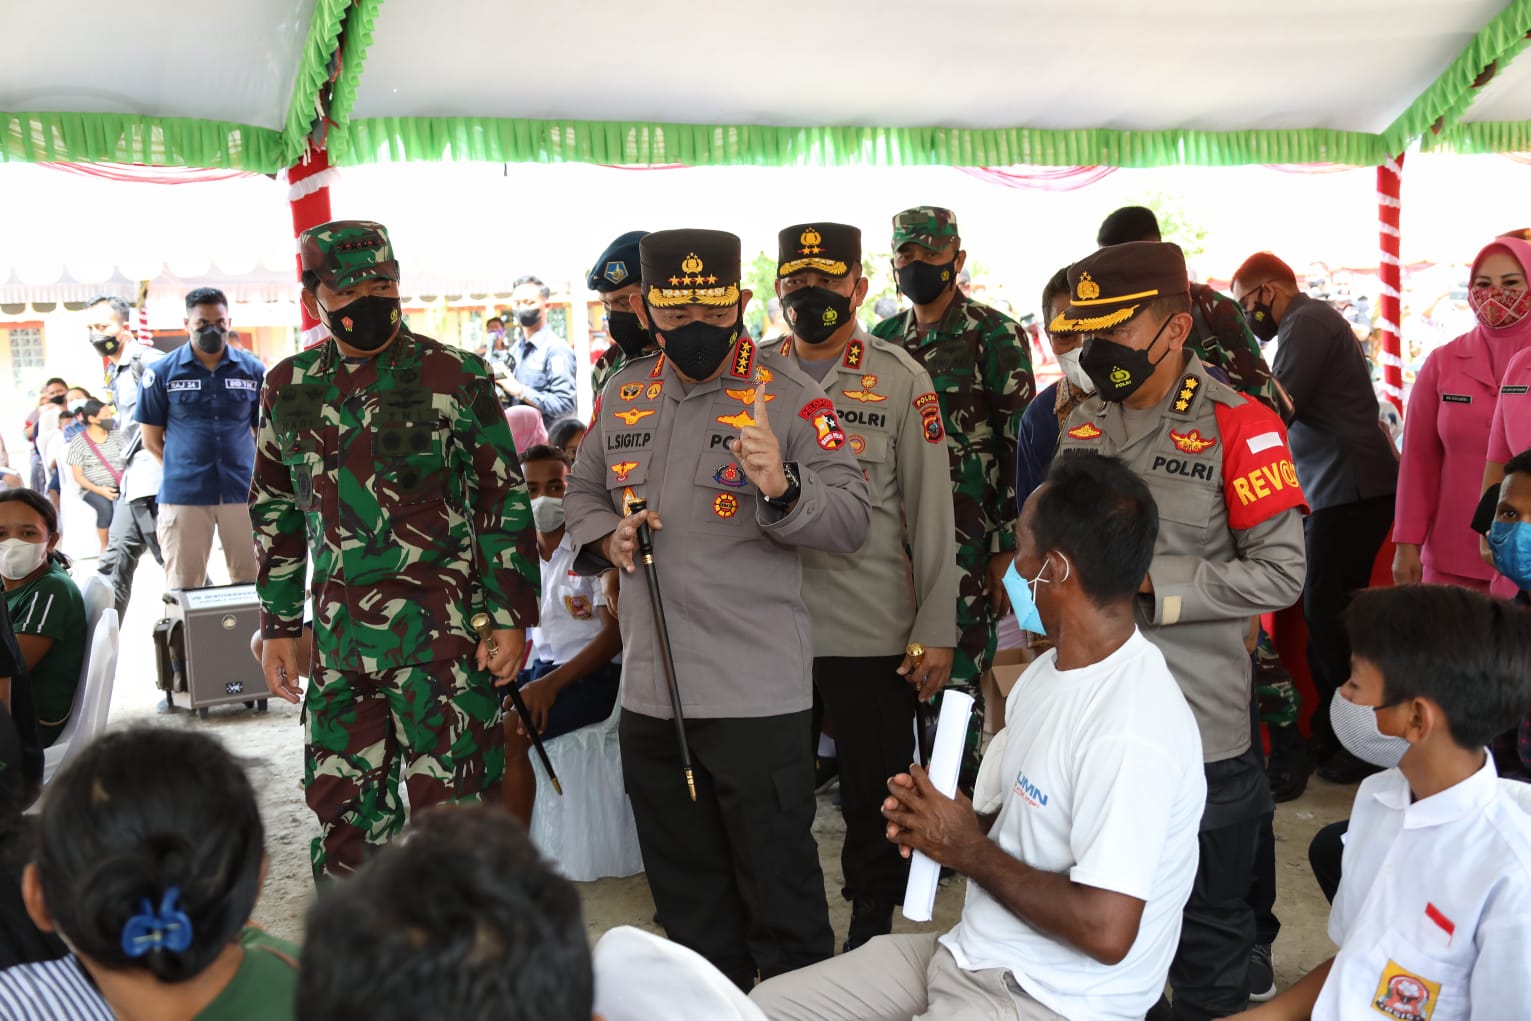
[0,538,47,581]
[1330,689,1410,769]
[530,495,566,534]
[1056,348,1094,394]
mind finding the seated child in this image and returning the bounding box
[0,491,82,747]
[10,727,298,1020]
[1231,584,1531,1020]
[504,445,621,825]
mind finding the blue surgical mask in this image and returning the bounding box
[1489,520,1531,592]
[1002,554,1069,636]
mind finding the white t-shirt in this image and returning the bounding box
[534,532,611,666]
[942,630,1205,1021]
[1314,760,1531,1021]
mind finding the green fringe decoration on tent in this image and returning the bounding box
[281,0,353,164]
[0,111,286,172]
[1424,120,1531,155]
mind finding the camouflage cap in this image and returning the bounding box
[1049,241,1189,335]
[891,206,959,252]
[298,220,400,290]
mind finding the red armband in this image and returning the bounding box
[1214,400,1309,531]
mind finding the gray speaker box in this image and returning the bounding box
[160,584,269,719]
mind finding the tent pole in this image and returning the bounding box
[287,145,335,349]
[1376,154,1404,414]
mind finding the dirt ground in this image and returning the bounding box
[86,552,1354,994]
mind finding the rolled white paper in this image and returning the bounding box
[901,690,975,922]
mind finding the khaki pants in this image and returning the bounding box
[750,932,1069,1021]
[158,502,258,592]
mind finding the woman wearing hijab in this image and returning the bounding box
[1394,236,1531,596]
[504,405,547,455]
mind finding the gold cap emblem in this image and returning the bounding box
[1077,272,1101,300]
[681,252,704,275]
[800,227,822,247]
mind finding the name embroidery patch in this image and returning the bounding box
[224,378,259,391]
[1442,394,1472,404]
[167,379,202,392]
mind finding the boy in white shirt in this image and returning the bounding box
[1231,584,1531,1021]
[753,453,1206,1021]
[504,444,622,824]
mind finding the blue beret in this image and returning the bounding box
[586,230,650,292]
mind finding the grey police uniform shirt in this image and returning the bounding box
[1058,353,1308,762]
[1271,293,1399,511]
[564,337,871,720]
[769,329,958,658]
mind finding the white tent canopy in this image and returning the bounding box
[5,0,1531,172]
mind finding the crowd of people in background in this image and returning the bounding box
[0,205,1527,1021]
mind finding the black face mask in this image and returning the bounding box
[1079,315,1174,403]
[895,258,956,306]
[655,312,740,380]
[324,294,402,352]
[193,325,226,355]
[606,311,652,358]
[1244,291,1279,343]
[48,394,66,405]
[89,332,120,357]
[781,287,854,345]
[515,308,542,329]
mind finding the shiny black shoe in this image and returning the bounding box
[1317,747,1382,785]
[1266,730,1312,803]
[843,897,894,953]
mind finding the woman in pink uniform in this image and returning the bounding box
[1395,235,1531,594]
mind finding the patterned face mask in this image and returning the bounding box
[1469,285,1531,329]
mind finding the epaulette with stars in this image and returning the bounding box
[1171,374,1200,416]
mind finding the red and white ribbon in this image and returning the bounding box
[1377,155,1404,411]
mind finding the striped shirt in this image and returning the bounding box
[0,957,112,1020]
[64,433,125,490]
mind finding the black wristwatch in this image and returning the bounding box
[762,461,801,510]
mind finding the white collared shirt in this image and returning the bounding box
[1315,759,1531,1020]
[533,531,612,666]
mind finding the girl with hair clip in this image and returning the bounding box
[0,490,82,748]
[10,727,297,1020]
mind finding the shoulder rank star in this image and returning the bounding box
[1173,375,1200,414]
[842,374,887,403]
[613,407,656,426]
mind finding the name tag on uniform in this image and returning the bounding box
[1503,386,1530,395]
[1442,394,1472,404]
[225,378,259,392]
[167,379,201,393]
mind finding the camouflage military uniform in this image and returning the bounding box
[590,342,628,399]
[872,209,1034,782]
[250,222,539,880]
[1189,283,1291,418]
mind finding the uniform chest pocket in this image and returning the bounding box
[167,383,208,417]
[1359,926,1472,1021]
[1145,446,1221,540]
[280,435,323,513]
[372,421,446,507]
[847,430,891,465]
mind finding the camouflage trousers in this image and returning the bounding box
[304,658,504,881]
[947,544,999,791]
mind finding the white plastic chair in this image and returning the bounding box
[77,574,112,639]
[42,608,118,785]
[528,693,644,882]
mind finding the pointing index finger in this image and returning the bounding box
[753,378,770,428]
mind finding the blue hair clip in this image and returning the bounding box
[121,888,194,958]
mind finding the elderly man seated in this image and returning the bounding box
[752,453,1206,1021]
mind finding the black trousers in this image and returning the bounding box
[1309,819,1348,905]
[1303,496,1394,744]
[814,654,916,904]
[97,496,161,619]
[1167,761,1266,1021]
[619,708,833,990]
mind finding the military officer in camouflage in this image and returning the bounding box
[1097,205,1291,418]
[587,230,658,399]
[871,206,1034,784]
[564,228,870,989]
[249,220,539,881]
[766,222,959,952]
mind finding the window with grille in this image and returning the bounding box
[7,328,44,390]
